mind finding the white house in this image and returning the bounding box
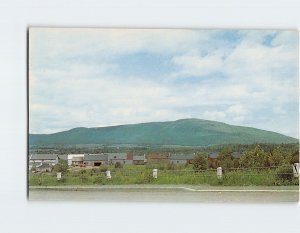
[67,154,85,166]
[29,154,58,168]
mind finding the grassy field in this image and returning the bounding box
[28,164,299,186]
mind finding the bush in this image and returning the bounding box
[114,162,123,168]
[208,159,218,169]
[57,177,66,183]
[192,154,208,171]
[93,175,106,185]
[275,166,294,182]
[240,145,270,168]
[233,159,240,168]
[80,175,88,183]
[167,163,176,170]
[53,160,69,173]
[79,169,87,174]
[290,152,299,164]
[99,166,108,172]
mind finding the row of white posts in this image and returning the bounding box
[56,163,299,180]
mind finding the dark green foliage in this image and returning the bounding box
[269,147,285,166]
[217,147,234,171]
[218,147,234,160]
[240,145,270,168]
[192,154,208,171]
[99,166,108,172]
[79,169,86,174]
[290,151,299,164]
[114,162,123,168]
[92,175,106,185]
[167,163,176,170]
[208,159,218,169]
[29,118,298,146]
[53,160,68,173]
[275,166,294,182]
[233,159,240,168]
[80,175,88,183]
[218,158,233,172]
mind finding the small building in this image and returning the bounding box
[83,154,108,166]
[147,153,169,163]
[58,154,68,162]
[35,162,53,172]
[29,154,58,166]
[208,152,219,160]
[67,154,85,166]
[72,156,84,166]
[108,153,132,165]
[133,154,146,165]
[170,153,196,164]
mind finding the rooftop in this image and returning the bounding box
[170,153,196,160]
[133,155,145,161]
[208,152,219,159]
[108,153,127,160]
[84,154,108,161]
[30,154,58,160]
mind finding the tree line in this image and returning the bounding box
[193,144,299,171]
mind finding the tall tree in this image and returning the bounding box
[240,145,270,168]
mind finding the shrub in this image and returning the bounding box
[290,152,299,164]
[275,166,294,182]
[93,175,106,185]
[167,163,176,170]
[219,158,233,172]
[233,159,240,168]
[240,145,270,168]
[53,160,69,173]
[192,154,208,171]
[269,147,285,166]
[208,159,218,169]
[80,173,88,183]
[79,169,87,174]
[57,177,66,183]
[114,162,123,168]
[99,166,108,172]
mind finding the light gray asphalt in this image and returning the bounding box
[28,185,299,203]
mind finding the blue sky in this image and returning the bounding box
[29,28,299,138]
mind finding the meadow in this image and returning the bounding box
[28,164,298,186]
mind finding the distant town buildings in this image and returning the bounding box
[28,151,242,171]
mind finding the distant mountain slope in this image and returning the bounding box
[29,118,298,146]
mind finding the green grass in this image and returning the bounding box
[28,165,299,186]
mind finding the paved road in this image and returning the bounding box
[29,185,299,203]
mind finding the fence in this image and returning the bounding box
[29,163,299,186]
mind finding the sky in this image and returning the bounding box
[29,28,299,138]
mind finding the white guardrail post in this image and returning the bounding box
[106,170,112,179]
[293,163,299,178]
[153,169,158,179]
[57,172,62,181]
[217,167,222,179]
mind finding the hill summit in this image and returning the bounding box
[29,118,298,146]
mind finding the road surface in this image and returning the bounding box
[28,185,299,202]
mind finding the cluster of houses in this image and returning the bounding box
[29,153,146,172]
[28,151,242,172]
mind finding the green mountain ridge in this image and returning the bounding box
[29,118,298,146]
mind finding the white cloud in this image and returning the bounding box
[30,28,214,61]
[171,53,223,77]
[29,29,298,138]
[226,104,248,115]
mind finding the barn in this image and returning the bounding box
[83,154,108,166]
